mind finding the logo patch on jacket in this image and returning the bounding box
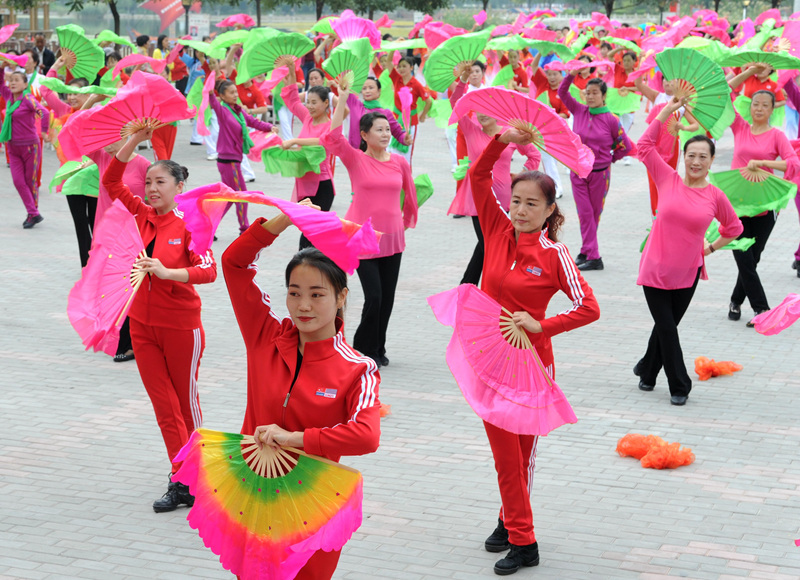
[315,388,338,399]
[526,266,542,276]
[167,238,182,245]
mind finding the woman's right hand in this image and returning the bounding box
[280,138,298,150]
[455,61,471,82]
[53,55,67,70]
[297,198,321,211]
[499,127,534,145]
[129,126,154,145]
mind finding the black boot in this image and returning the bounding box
[484,518,510,553]
[153,476,195,513]
[494,542,539,575]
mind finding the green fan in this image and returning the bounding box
[655,48,732,139]
[238,30,314,83]
[322,38,372,93]
[400,174,434,209]
[720,50,800,70]
[705,220,755,251]
[487,35,531,51]
[178,39,226,60]
[50,156,93,193]
[606,87,641,114]
[379,38,427,51]
[491,65,516,88]
[262,146,327,178]
[378,69,394,109]
[675,37,730,64]
[92,30,135,49]
[569,32,592,54]
[600,36,640,54]
[62,164,100,197]
[424,30,492,92]
[452,157,471,181]
[310,17,335,34]
[186,76,212,126]
[526,41,575,62]
[210,29,251,51]
[568,84,586,104]
[743,18,776,50]
[709,167,798,217]
[39,76,116,97]
[56,24,105,81]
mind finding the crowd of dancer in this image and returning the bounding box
[4,7,800,577]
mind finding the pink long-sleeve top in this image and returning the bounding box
[281,84,333,202]
[637,119,743,290]
[449,81,540,216]
[321,126,417,258]
[89,148,150,228]
[39,68,73,119]
[729,108,799,180]
[209,91,273,163]
[0,70,50,145]
[558,74,635,170]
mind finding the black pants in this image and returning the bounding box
[67,194,97,268]
[730,211,776,313]
[116,317,132,356]
[353,252,403,361]
[638,269,701,397]
[298,179,335,250]
[460,216,484,286]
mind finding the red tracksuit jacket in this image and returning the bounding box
[222,220,381,461]
[103,158,217,329]
[469,137,601,371]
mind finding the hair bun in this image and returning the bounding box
[181,166,190,181]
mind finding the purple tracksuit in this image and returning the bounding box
[209,92,272,233]
[559,75,634,260]
[0,70,50,218]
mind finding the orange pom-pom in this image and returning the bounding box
[640,441,695,469]
[379,403,392,417]
[694,356,743,380]
[616,433,665,459]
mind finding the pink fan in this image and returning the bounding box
[428,285,577,436]
[374,14,394,29]
[257,66,289,93]
[491,24,514,37]
[113,53,167,78]
[520,28,558,42]
[545,59,615,72]
[424,23,466,50]
[67,200,146,356]
[735,19,756,45]
[530,9,556,19]
[175,183,381,274]
[756,9,783,27]
[0,23,19,45]
[776,22,800,57]
[0,51,28,68]
[628,54,657,80]
[398,86,412,130]
[58,108,93,162]
[753,294,800,335]
[777,69,798,90]
[590,12,612,29]
[331,15,381,50]
[197,71,215,137]
[609,27,642,41]
[217,13,255,28]
[473,10,487,27]
[66,71,196,154]
[166,42,184,65]
[409,14,433,39]
[450,86,595,177]
[246,131,281,161]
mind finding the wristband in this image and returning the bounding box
[709,244,716,254]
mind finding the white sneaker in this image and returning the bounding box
[624,157,631,166]
[206,153,218,161]
[556,190,563,199]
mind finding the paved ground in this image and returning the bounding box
[1,104,800,580]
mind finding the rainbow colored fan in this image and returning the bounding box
[173,429,363,580]
[428,284,577,436]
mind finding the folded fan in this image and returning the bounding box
[49,156,94,193]
[709,168,798,217]
[238,29,313,83]
[424,30,492,92]
[322,38,372,93]
[719,49,800,70]
[56,24,105,81]
[174,183,381,273]
[449,86,595,178]
[92,30,135,49]
[331,14,381,49]
[262,146,327,178]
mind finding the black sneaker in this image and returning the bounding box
[378,355,389,367]
[575,253,587,266]
[22,214,43,229]
[494,542,539,575]
[633,362,654,391]
[746,310,768,328]
[153,478,194,513]
[577,258,603,271]
[485,518,510,553]
[728,302,741,321]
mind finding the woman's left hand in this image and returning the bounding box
[254,424,302,449]
[135,256,170,280]
[280,138,298,150]
[511,311,543,333]
[746,159,765,171]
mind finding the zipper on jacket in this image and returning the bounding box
[281,350,303,427]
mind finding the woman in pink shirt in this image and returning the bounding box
[321,81,418,367]
[724,89,799,326]
[636,97,742,406]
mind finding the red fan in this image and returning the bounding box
[67,71,196,154]
[428,285,577,436]
[449,86,595,178]
[67,200,146,355]
[113,53,167,78]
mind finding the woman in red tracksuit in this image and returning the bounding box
[469,129,600,575]
[221,209,381,580]
[104,128,217,512]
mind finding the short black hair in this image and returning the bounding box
[683,135,715,156]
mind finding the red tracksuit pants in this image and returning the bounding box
[647,144,679,216]
[237,549,341,580]
[484,421,539,546]
[130,320,204,473]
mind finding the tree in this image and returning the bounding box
[352,0,400,21]
[65,0,122,34]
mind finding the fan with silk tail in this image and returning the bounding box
[174,183,381,273]
[428,284,577,436]
[210,29,251,51]
[449,87,595,178]
[92,30,136,49]
[720,50,800,70]
[56,24,105,81]
[262,145,327,178]
[400,174,434,210]
[599,36,641,54]
[310,17,336,34]
[39,76,117,97]
[49,156,93,193]
[67,200,146,355]
[705,220,755,252]
[178,39,227,60]
[709,167,798,217]
[378,38,427,51]
[61,164,100,198]
[112,54,167,77]
[654,48,732,138]
[197,72,216,137]
[64,71,196,154]
[238,29,313,83]
[424,30,492,92]
[753,294,800,335]
[322,39,372,93]
[173,429,363,580]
